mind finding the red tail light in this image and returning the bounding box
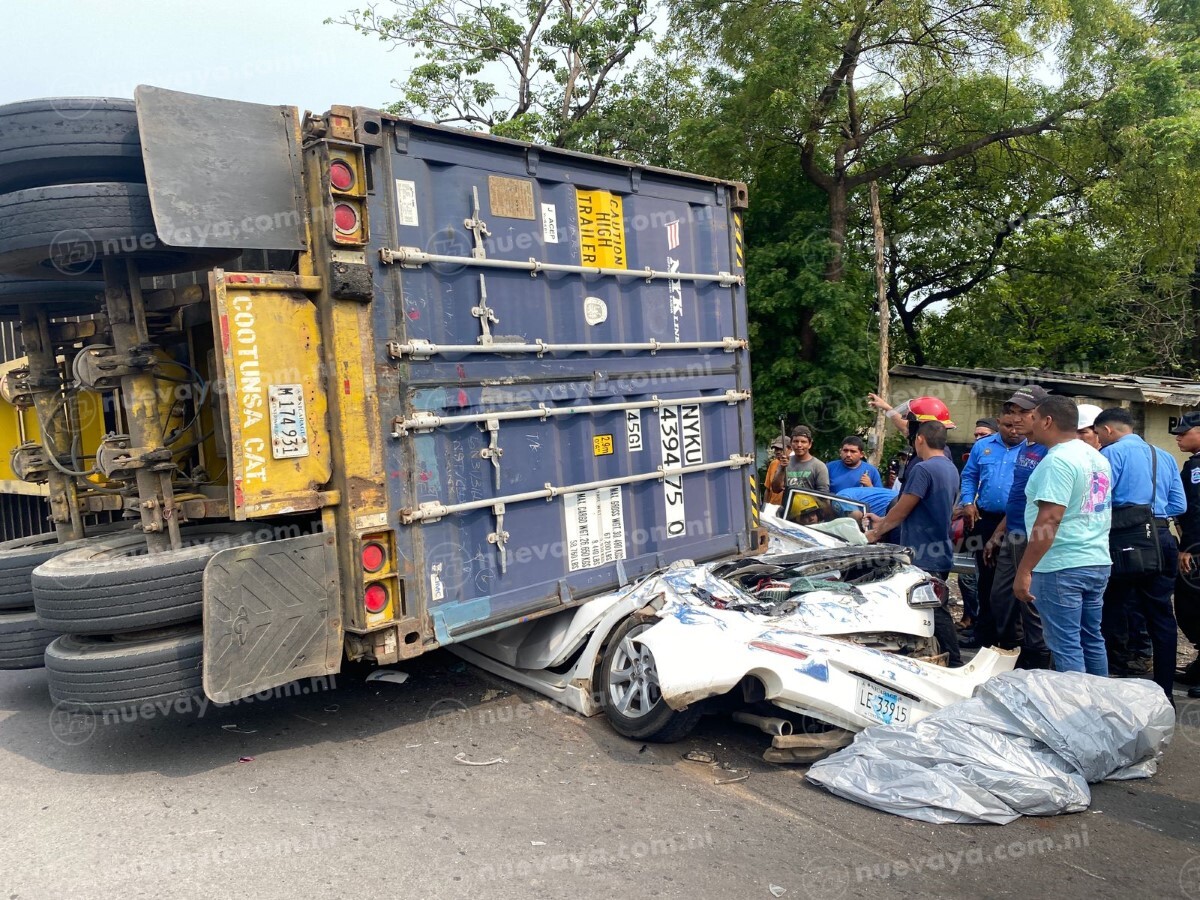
[748,640,809,660]
[329,160,355,191]
[364,583,389,614]
[333,203,359,234]
[361,542,386,573]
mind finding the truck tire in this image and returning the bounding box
[0,98,144,194]
[0,182,237,279]
[44,628,203,711]
[0,274,107,317]
[0,526,134,612]
[0,608,59,669]
[33,524,261,635]
[601,617,702,743]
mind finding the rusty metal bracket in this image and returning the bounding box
[10,443,50,483]
[73,344,158,391]
[95,434,173,480]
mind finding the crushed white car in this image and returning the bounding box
[453,489,1017,762]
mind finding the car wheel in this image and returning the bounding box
[0,182,237,279]
[33,524,261,635]
[0,608,59,669]
[45,628,203,711]
[0,98,144,194]
[601,616,701,742]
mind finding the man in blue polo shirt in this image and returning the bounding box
[986,386,1052,668]
[827,435,883,493]
[1095,407,1185,696]
[865,420,962,666]
[959,410,1024,646]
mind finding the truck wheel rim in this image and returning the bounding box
[608,627,662,719]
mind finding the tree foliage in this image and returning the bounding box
[330,0,659,148]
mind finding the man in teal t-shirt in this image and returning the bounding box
[1014,396,1112,675]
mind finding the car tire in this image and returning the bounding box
[44,628,203,711]
[0,608,59,669]
[0,98,144,194]
[33,524,261,635]
[601,616,701,742]
[0,182,237,279]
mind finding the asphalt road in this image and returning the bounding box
[1,652,1198,900]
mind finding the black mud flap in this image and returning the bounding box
[135,85,306,251]
[202,532,342,703]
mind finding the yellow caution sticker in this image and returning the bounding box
[576,190,626,268]
[593,434,615,456]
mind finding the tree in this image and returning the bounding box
[330,0,659,149]
[673,0,1142,361]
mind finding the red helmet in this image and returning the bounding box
[907,396,956,429]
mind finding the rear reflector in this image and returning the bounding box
[333,203,359,234]
[364,583,388,614]
[748,640,808,660]
[362,542,386,573]
[330,160,355,191]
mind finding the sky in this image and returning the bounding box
[0,0,413,113]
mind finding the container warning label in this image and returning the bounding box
[576,190,626,269]
[593,434,614,456]
[395,180,419,227]
[565,487,626,572]
[541,203,559,243]
[659,404,703,538]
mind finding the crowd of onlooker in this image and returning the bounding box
[764,386,1200,704]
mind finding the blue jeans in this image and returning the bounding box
[1031,565,1111,676]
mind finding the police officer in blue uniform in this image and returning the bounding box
[1170,411,1200,696]
[1094,407,1186,697]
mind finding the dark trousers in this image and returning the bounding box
[964,512,1004,645]
[929,570,962,667]
[990,531,1050,668]
[1176,572,1200,653]
[1103,527,1179,696]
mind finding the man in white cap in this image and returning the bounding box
[1077,404,1104,451]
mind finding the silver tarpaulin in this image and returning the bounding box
[806,670,1175,824]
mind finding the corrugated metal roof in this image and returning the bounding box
[890,365,1200,405]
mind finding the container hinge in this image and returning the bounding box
[630,169,642,193]
[722,335,743,352]
[391,410,438,437]
[487,502,510,574]
[400,501,446,525]
[724,389,744,404]
[465,186,491,260]
[478,418,503,490]
[472,274,498,345]
[525,149,539,175]
[388,339,433,360]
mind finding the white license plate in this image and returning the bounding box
[855,677,912,726]
[268,384,309,459]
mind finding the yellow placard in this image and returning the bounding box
[576,190,626,269]
[593,434,614,456]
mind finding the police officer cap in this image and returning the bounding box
[1170,411,1200,434]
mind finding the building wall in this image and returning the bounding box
[889,376,1195,465]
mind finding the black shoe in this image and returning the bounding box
[1189,683,1200,699]
[1177,658,1200,685]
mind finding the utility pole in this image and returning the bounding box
[869,181,889,467]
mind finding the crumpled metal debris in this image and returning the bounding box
[806,670,1174,824]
